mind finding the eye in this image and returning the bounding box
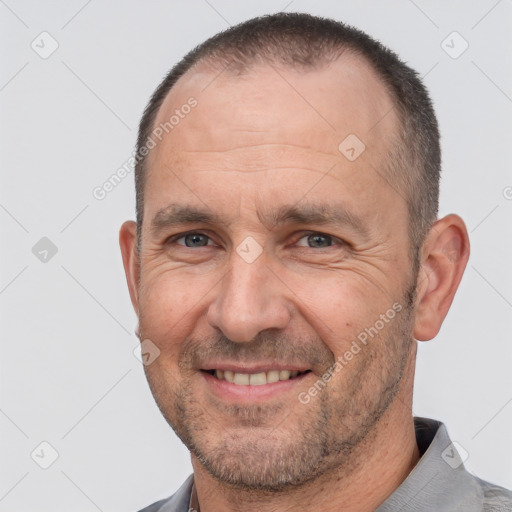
[296,233,341,248]
[174,232,213,247]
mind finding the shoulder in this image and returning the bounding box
[137,496,173,512]
[475,476,512,511]
[137,474,194,512]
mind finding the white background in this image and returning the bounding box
[1,1,511,511]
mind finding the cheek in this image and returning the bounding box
[288,271,395,356]
[137,267,214,354]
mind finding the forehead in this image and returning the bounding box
[144,54,405,235]
[153,54,397,156]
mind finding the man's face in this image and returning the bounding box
[131,57,419,489]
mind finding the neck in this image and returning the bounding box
[192,352,420,512]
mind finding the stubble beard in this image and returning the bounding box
[144,280,417,492]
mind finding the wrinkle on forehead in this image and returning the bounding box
[144,54,403,231]
[152,53,398,158]
[158,143,342,176]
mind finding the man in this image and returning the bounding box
[119,12,512,512]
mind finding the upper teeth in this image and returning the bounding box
[214,369,300,386]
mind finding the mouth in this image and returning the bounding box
[202,369,312,386]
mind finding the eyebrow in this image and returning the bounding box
[258,203,371,240]
[150,204,224,236]
[150,202,370,240]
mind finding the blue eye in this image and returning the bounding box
[297,233,336,248]
[176,233,211,247]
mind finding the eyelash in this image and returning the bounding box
[167,231,346,249]
[170,232,215,247]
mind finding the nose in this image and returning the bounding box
[206,252,291,342]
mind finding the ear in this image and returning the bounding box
[413,214,470,341]
[119,220,140,317]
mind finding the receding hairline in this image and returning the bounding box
[146,50,402,201]
[150,46,398,140]
[140,51,411,251]
[135,12,440,262]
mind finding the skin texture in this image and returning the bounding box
[120,54,470,511]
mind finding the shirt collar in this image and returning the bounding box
[376,416,484,511]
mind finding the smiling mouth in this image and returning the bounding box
[203,369,311,386]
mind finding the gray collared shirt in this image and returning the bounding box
[138,417,512,511]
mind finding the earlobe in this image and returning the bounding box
[119,220,140,316]
[413,214,470,341]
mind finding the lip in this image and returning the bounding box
[200,369,311,403]
[200,362,311,373]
